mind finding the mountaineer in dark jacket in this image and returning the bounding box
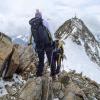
[28,10,56,78]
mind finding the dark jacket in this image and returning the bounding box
[29,17,53,47]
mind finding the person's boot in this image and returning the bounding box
[52,75,58,81]
[56,70,59,74]
[56,65,61,75]
[36,71,43,77]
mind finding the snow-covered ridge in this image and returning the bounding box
[55,17,100,67]
[62,38,100,83]
[54,17,100,83]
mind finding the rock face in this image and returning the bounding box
[16,45,37,80]
[42,76,53,100]
[16,45,37,74]
[19,78,42,100]
[55,17,100,67]
[63,82,88,100]
[3,45,20,79]
[58,70,100,100]
[19,76,53,100]
[3,44,37,80]
[0,32,13,76]
[0,71,100,100]
[0,32,37,79]
[19,71,100,100]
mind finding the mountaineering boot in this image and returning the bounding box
[52,75,58,81]
[56,65,61,74]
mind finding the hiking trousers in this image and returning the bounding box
[36,44,56,77]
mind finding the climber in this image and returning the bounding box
[51,39,64,75]
[28,9,56,79]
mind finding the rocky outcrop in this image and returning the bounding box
[41,76,53,100]
[58,70,100,100]
[19,78,42,100]
[63,82,88,100]
[18,77,53,100]
[15,45,37,80]
[0,32,13,76]
[3,45,20,79]
[0,32,37,80]
[0,70,100,100]
[2,44,37,80]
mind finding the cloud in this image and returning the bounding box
[0,0,100,37]
[84,5,100,15]
[82,15,100,34]
[54,0,89,7]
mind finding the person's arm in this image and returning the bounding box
[28,33,33,45]
[43,19,49,30]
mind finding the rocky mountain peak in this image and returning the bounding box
[55,17,94,41]
[55,17,100,67]
[71,17,83,31]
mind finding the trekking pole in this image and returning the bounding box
[61,58,64,71]
[50,49,54,71]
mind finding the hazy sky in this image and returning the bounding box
[0,0,100,36]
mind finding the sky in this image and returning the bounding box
[0,0,100,37]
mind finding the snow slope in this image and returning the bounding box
[0,74,25,96]
[63,37,100,83]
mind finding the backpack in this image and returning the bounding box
[53,40,64,58]
[29,17,42,29]
[29,17,52,45]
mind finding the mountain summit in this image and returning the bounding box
[55,17,100,67]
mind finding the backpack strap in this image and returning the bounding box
[43,26,53,42]
[29,32,33,45]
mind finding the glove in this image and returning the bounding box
[28,42,32,46]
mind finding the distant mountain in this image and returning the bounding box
[13,38,26,45]
[12,34,29,45]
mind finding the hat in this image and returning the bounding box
[35,9,42,18]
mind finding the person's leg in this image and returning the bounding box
[56,55,61,74]
[46,48,56,76]
[51,54,56,76]
[45,47,52,65]
[36,49,44,77]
